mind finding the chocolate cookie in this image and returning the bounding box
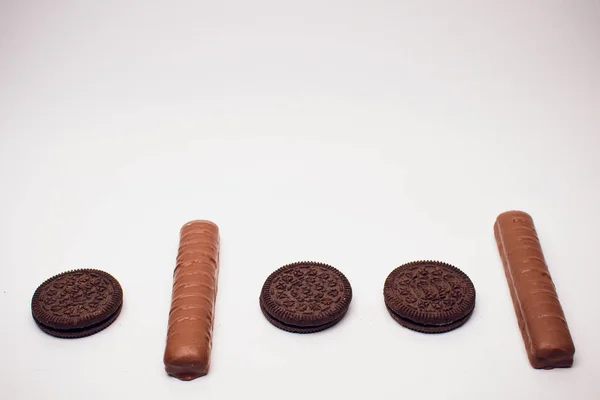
[31,269,123,338]
[384,261,475,333]
[260,261,352,333]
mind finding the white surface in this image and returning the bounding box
[1,1,599,399]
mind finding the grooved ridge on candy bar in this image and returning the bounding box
[164,220,220,381]
[494,211,575,369]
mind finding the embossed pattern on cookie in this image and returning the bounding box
[31,269,123,338]
[260,261,352,333]
[384,261,475,333]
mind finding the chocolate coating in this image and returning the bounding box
[494,211,575,369]
[164,220,220,380]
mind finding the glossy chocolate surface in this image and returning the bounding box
[164,221,220,380]
[495,211,574,369]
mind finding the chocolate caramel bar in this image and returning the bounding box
[164,221,220,380]
[494,211,574,369]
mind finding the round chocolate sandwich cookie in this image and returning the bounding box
[260,261,352,333]
[384,261,475,333]
[31,269,123,338]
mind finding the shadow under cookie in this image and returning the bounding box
[386,305,473,333]
[260,299,346,333]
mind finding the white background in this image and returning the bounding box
[1,1,598,399]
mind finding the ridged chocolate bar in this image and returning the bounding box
[494,211,574,369]
[164,221,220,380]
